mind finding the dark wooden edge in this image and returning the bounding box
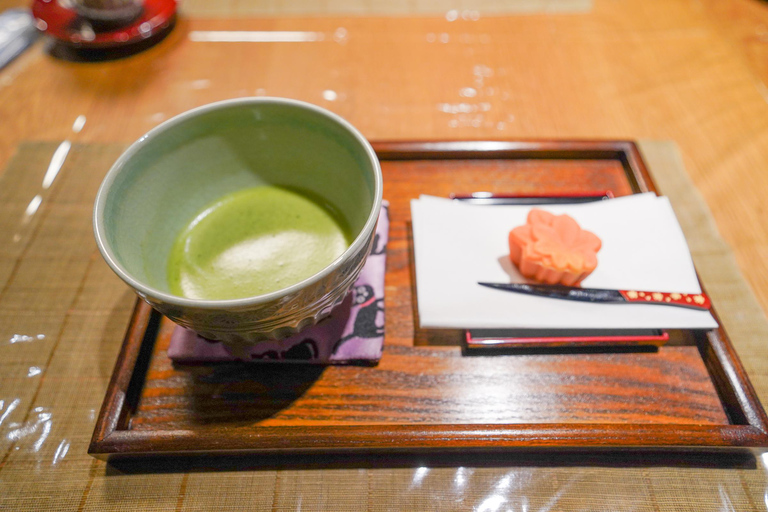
[697,317,768,432]
[370,139,655,194]
[89,140,768,459]
[91,415,768,460]
[89,300,158,454]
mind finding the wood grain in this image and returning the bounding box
[89,142,768,458]
[1,0,767,506]
[2,0,767,318]
[130,313,726,429]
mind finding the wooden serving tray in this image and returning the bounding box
[89,140,768,460]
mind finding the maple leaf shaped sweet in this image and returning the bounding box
[508,208,602,286]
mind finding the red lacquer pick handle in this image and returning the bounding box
[618,290,711,310]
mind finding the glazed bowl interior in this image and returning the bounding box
[97,99,378,303]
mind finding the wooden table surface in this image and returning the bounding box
[2,0,768,509]
[1,0,767,315]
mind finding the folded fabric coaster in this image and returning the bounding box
[167,203,389,365]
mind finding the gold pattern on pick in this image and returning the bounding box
[665,297,671,302]
[652,292,663,301]
[638,292,645,297]
[670,293,682,300]
[693,295,705,305]
[645,296,651,301]
[686,297,692,302]
[626,291,638,299]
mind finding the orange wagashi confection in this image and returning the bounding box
[508,208,602,286]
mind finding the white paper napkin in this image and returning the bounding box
[411,193,718,330]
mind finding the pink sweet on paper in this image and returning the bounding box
[508,208,602,286]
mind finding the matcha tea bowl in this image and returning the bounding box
[93,97,382,350]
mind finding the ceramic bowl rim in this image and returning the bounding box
[93,96,383,311]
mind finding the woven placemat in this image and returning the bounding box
[0,140,766,511]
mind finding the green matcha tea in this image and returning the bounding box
[167,186,352,300]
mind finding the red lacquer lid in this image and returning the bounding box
[32,0,176,48]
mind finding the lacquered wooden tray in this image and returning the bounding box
[89,140,768,460]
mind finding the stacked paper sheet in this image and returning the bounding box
[410,193,718,330]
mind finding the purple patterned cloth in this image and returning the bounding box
[167,204,388,365]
